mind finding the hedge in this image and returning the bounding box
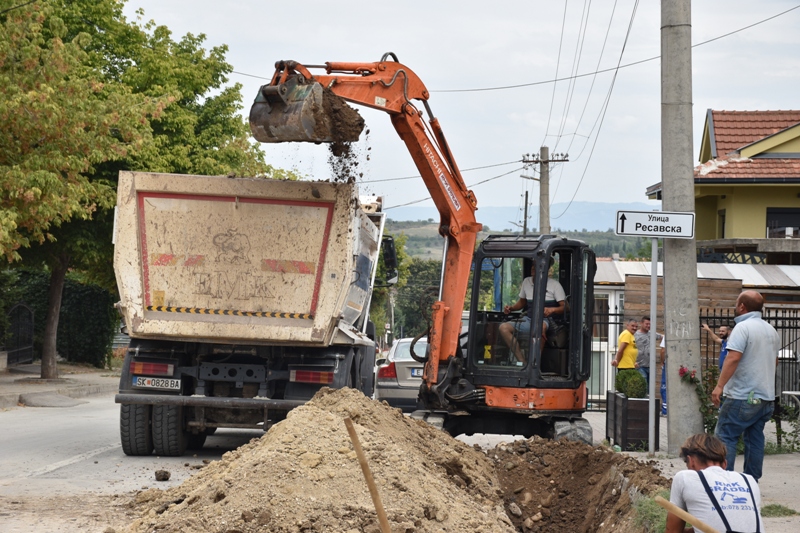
[16,270,118,368]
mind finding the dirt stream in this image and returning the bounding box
[120,388,668,533]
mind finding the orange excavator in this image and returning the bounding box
[249,53,597,442]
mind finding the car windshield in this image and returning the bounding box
[393,340,428,362]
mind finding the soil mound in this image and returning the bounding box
[123,388,670,533]
[124,388,513,533]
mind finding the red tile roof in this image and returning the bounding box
[695,157,800,180]
[710,110,800,157]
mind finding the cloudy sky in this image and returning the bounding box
[123,0,800,225]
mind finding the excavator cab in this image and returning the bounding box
[428,235,596,440]
[464,235,595,388]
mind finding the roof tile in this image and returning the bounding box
[711,110,800,156]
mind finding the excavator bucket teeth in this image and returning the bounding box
[249,79,364,143]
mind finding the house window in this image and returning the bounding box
[766,208,800,239]
[718,209,726,239]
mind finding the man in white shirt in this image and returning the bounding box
[500,258,566,363]
[667,433,762,533]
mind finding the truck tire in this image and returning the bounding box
[152,405,188,456]
[120,404,154,456]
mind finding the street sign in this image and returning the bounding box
[615,210,695,239]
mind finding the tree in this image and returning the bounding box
[2,1,288,377]
[0,2,162,262]
[394,258,443,338]
[369,233,410,346]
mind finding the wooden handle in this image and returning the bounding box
[344,417,391,533]
[655,495,722,533]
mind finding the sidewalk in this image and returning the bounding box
[0,363,119,409]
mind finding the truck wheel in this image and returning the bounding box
[152,405,188,456]
[551,418,593,445]
[120,404,154,456]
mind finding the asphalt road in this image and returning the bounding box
[0,392,261,502]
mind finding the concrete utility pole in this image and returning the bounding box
[662,0,704,454]
[522,148,568,235]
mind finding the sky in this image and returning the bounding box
[122,0,800,227]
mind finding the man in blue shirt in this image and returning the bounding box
[711,291,779,481]
[702,323,732,368]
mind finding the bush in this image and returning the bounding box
[16,270,117,368]
[616,369,648,398]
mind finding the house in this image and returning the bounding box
[647,110,800,264]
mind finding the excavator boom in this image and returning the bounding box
[248,55,481,403]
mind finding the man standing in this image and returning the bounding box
[702,323,732,368]
[611,318,638,369]
[634,315,662,388]
[711,290,779,481]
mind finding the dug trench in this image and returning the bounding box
[121,388,669,533]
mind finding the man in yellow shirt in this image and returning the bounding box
[611,318,638,369]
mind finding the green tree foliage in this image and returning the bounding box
[394,258,443,338]
[0,2,163,261]
[369,233,410,345]
[1,1,296,377]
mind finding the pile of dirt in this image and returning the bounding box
[122,388,670,533]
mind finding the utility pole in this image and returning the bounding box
[662,0,703,454]
[522,149,568,235]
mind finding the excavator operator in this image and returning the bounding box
[499,257,566,363]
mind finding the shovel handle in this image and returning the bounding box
[655,495,721,533]
[345,417,391,533]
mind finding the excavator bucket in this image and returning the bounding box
[249,76,364,144]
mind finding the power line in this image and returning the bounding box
[230,4,800,93]
[384,167,524,210]
[542,1,571,148]
[430,3,800,93]
[367,160,521,183]
[0,0,37,15]
[552,0,641,219]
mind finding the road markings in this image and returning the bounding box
[15,443,121,479]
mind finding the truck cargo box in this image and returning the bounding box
[114,171,381,347]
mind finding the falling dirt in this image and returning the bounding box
[121,388,670,533]
[322,88,368,184]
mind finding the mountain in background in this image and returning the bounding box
[385,201,662,232]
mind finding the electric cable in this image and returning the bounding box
[384,167,524,209]
[552,0,640,219]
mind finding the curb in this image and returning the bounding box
[0,381,118,409]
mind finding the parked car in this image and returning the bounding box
[374,337,427,412]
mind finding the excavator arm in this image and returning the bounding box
[249,55,482,401]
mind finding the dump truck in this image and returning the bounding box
[114,171,396,456]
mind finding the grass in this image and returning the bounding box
[634,489,670,533]
[761,504,798,517]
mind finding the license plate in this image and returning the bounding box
[411,368,423,377]
[132,376,181,391]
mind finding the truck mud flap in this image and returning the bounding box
[115,393,306,411]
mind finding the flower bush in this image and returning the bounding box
[679,364,720,433]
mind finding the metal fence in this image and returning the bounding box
[5,303,34,366]
[585,308,800,412]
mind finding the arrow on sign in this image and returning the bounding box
[619,213,626,233]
